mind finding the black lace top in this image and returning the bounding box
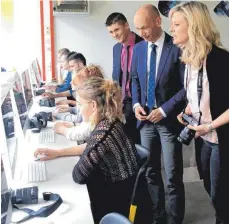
[72,118,139,184]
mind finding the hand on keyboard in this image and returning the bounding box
[54,123,67,135]
[56,105,70,113]
[34,148,60,161]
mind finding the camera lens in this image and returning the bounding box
[177,127,195,145]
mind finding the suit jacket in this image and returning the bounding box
[131,32,185,127]
[112,32,143,90]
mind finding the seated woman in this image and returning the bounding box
[72,77,140,223]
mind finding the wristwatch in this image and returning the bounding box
[207,123,214,132]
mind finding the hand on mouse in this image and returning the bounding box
[34,148,60,161]
[56,105,70,113]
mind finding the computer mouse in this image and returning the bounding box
[35,153,47,160]
[47,121,55,128]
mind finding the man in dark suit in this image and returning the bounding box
[132,5,185,224]
[105,13,143,143]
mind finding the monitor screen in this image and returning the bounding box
[1,92,15,139]
[13,76,29,129]
[1,157,12,224]
[21,70,33,108]
[31,59,42,87]
[1,90,18,174]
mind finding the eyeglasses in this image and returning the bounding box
[76,100,92,107]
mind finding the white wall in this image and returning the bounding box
[1,0,41,73]
[54,1,229,79]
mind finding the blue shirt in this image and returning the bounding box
[55,71,72,94]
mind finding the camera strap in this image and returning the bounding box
[185,66,203,125]
[12,192,63,223]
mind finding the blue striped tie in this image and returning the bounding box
[147,44,157,109]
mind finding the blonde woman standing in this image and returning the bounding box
[170,2,229,223]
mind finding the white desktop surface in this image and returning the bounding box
[11,96,94,224]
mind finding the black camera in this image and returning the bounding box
[11,186,38,205]
[39,111,53,122]
[3,117,15,138]
[35,88,45,96]
[29,112,48,133]
[177,114,198,145]
[39,98,55,107]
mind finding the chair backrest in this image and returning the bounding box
[128,144,151,223]
[99,212,132,224]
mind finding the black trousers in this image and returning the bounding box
[123,97,140,144]
[87,176,136,224]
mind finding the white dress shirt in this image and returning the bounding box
[134,31,166,117]
[147,31,165,83]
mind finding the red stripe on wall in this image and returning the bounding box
[49,0,56,80]
[40,0,46,81]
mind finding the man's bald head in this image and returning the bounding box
[135,4,160,21]
[134,4,162,42]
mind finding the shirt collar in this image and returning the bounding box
[123,31,135,47]
[148,31,165,49]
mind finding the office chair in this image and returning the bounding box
[100,144,151,224]
[128,144,151,223]
[100,212,132,224]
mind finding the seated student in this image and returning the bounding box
[57,48,70,84]
[56,52,87,106]
[46,49,72,91]
[53,65,104,115]
[43,53,87,106]
[72,77,139,223]
[55,51,77,94]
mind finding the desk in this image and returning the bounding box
[11,96,94,224]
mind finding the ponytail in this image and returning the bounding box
[103,80,123,121]
[77,77,124,122]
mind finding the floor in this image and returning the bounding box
[182,172,215,224]
[164,141,215,224]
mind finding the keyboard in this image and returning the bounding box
[39,129,55,143]
[23,161,47,182]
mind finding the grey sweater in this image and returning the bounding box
[55,107,82,123]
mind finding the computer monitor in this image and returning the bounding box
[21,69,33,109]
[1,88,19,180]
[13,75,29,131]
[1,91,15,139]
[1,157,12,224]
[31,59,43,87]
